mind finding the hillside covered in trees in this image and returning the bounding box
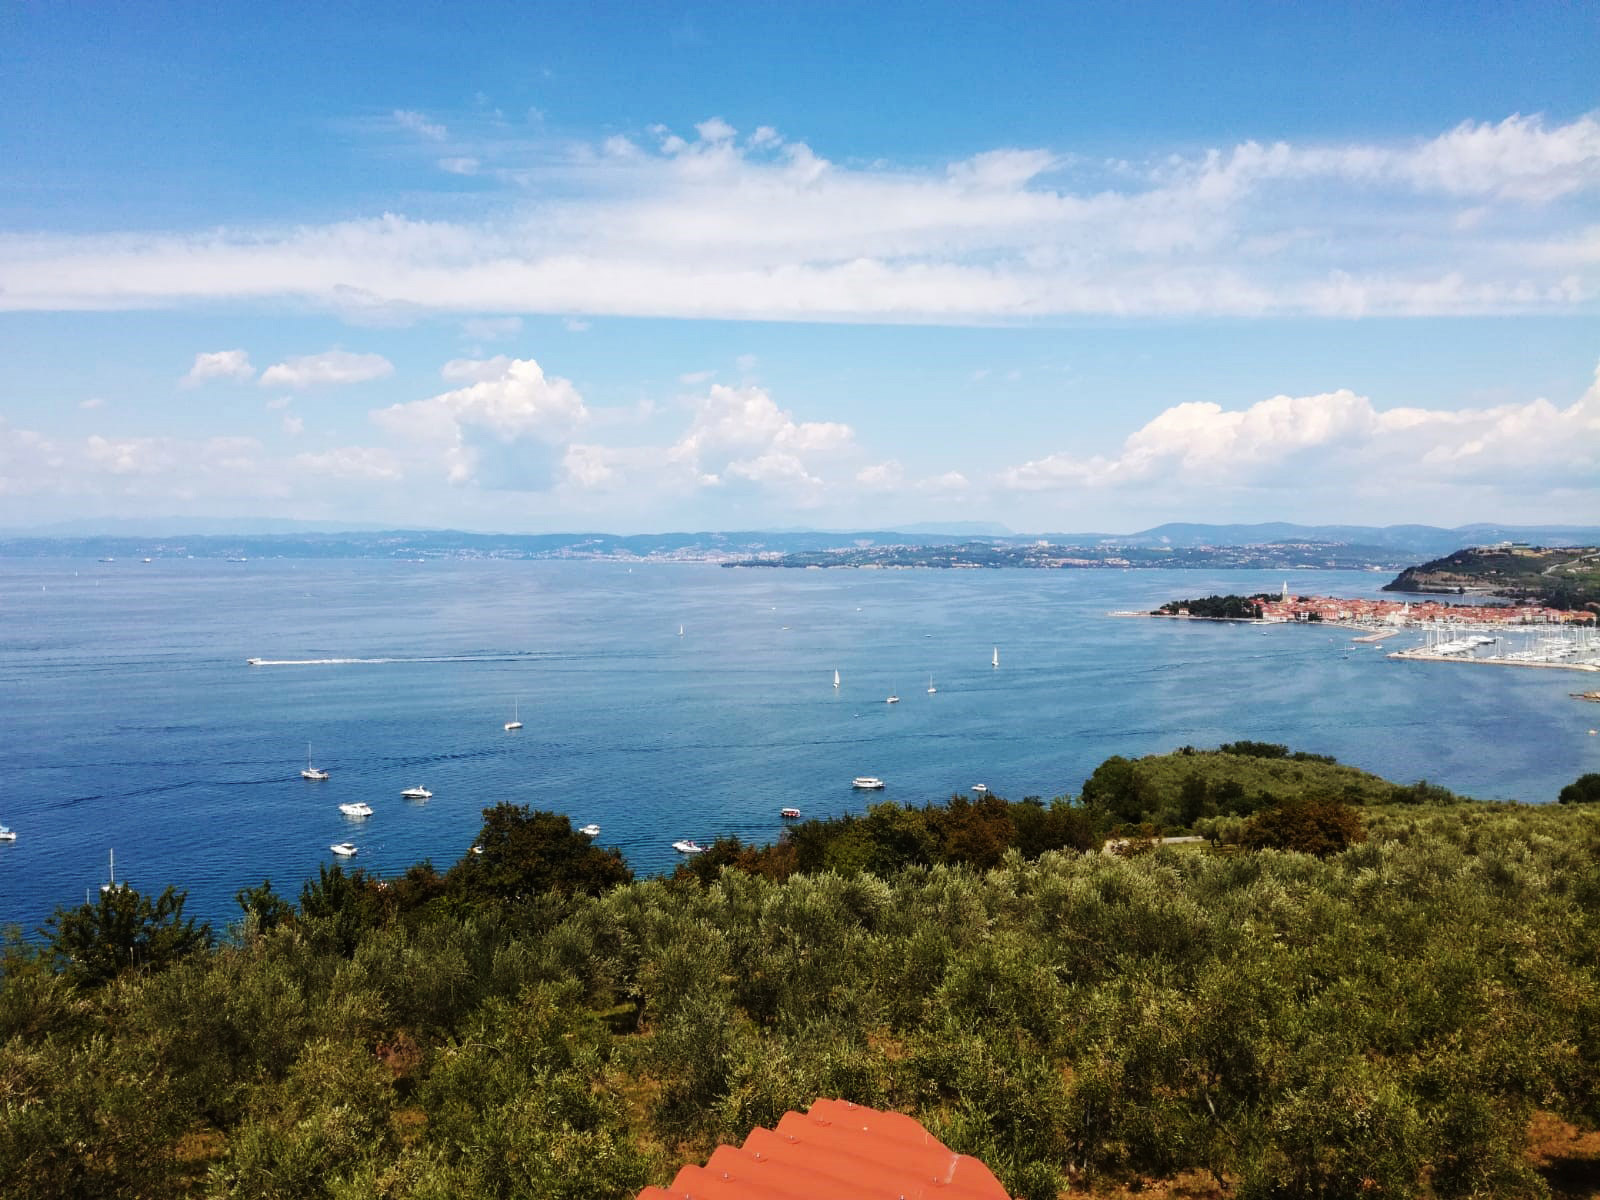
[4,748,1600,1199]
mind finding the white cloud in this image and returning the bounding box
[678,369,715,384]
[293,446,402,481]
[857,460,904,490]
[282,414,304,436]
[668,383,856,503]
[79,397,104,410]
[461,316,522,341]
[374,356,588,485]
[265,395,292,410]
[183,349,255,386]
[394,109,447,140]
[439,156,479,175]
[1001,363,1600,494]
[260,350,394,389]
[563,317,591,332]
[8,112,1596,322]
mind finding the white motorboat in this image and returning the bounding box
[780,807,801,819]
[885,693,900,704]
[852,776,885,790]
[972,783,989,795]
[339,802,373,818]
[504,699,523,731]
[578,823,601,837]
[301,743,329,781]
[672,839,706,854]
[400,786,432,800]
[247,657,263,666]
[0,825,15,841]
[330,842,358,857]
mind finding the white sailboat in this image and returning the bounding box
[301,743,329,781]
[992,646,999,668]
[927,673,937,694]
[678,625,685,638]
[100,848,121,894]
[504,700,523,731]
[833,669,840,689]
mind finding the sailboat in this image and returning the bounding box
[504,700,523,731]
[927,673,937,694]
[301,744,329,781]
[678,625,685,638]
[100,849,121,894]
[833,669,840,689]
[992,646,999,668]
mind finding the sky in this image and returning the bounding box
[2,1,1597,534]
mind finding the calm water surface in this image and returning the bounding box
[2,559,1595,933]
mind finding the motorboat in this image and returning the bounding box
[330,842,358,857]
[780,807,801,819]
[400,786,432,800]
[0,825,15,841]
[885,694,900,704]
[671,839,705,854]
[247,657,263,666]
[971,783,988,795]
[578,823,601,837]
[852,776,885,790]
[339,802,373,818]
[504,699,523,731]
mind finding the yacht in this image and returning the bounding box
[780,807,802,819]
[400,786,432,800]
[578,823,601,838]
[339,802,373,818]
[301,744,329,781]
[504,699,523,731]
[885,693,900,704]
[852,776,886,790]
[671,839,705,854]
[0,825,15,841]
[329,842,358,857]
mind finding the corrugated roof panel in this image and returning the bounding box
[637,1098,1012,1200]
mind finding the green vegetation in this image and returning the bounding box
[1153,593,1268,619]
[1384,545,1600,615]
[1559,773,1600,805]
[5,755,1600,1198]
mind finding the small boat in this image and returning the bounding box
[833,669,840,689]
[852,776,886,790]
[992,646,999,668]
[578,823,601,837]
[400,786,432,800]
[142,557,152,563]
[671,839,705,854]
[679,625,685,637]
[301,743,329,781]
[98,557,115,563]
[927,673,937,694]
[504,699,523,731]
[972,783,988,795]
[339,802,373,818]
[885,693,899,704]
[330,842,358,857]
[780,807,801,819]
[471,844,484,855]
[246,657,264,666]
[0,825,16,841]
[100,848,122,893]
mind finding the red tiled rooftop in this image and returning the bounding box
[637,1098,1011,1200]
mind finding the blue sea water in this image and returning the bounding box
[1,558,1595,935]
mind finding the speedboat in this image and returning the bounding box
[578,823,601,837]
[400,786,432,800]
[971,783,988,795]
[852,776,885,790]
[0,825,15,841]
[780,807,801,819]
[885,694,900,704]
[330,842,358,857]
[671,839,705,854]
[247,657,263,666]
[339,802,373,818]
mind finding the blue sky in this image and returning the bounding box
[2,1,1596,532]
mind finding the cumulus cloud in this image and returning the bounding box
[374,356,588,485]
[260,350,394,389]
[1001,364,1600,494]
[668,384,856,503]
[6,112,1596,322]
[182,349,255,386]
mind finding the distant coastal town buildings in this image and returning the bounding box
[1251,594,1593,628]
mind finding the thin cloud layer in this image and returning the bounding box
[182,349,255,386]
[259,350,394,389]
[3,113,1596,322]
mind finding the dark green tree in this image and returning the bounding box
[1239,797,1365,857]
[45,884,211,986]
[1558,772,1600,805]
[235,878,293,935]
[449,804,631,903]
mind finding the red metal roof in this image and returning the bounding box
[637,1098,1012,1200]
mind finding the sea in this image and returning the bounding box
[2,558,1595,936]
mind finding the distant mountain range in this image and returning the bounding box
[1,522,1595,563]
